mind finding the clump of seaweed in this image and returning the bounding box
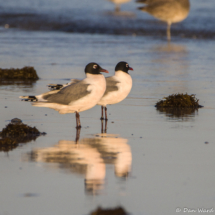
[0,137,18,152]
[0,123,40,137]
[90,206,128,215]
[0,119,46,152]
[155,93,203,108]
[0,67,39,80]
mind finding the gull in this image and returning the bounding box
[20,63,108,128]
[97,61,133,120]
[137,0,190,41]
[47,61,133,121]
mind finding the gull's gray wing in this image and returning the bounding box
[43,81,90,105]
[103,76,119,97]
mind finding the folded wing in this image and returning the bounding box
[43,81,90,105]
[103,76,119,97]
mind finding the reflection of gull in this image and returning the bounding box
[24,133,132,194]
[86,134,132,178]
[137,0,190,41]
[151,43,188,71]
[108,0,131,12]
[25,139,105,195]
[151,43,189,93]
[152,43,187,53]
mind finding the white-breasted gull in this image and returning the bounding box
[20,62,109,128]
[47,61,133,121]
[97,61,133,120]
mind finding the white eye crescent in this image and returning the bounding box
[126,64,129,67]
[93,65,97,69]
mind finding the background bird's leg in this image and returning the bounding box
[167,22,171,42]
[75,127,81,143]
[105,107,108,120]
[100,106,104,120]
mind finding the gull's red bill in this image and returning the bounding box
[100,68,109,73]
[129,67,133,71]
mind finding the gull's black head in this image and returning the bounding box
[115,61,133,74]
[85,62,109,75]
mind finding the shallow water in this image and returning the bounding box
[0,1,215,215]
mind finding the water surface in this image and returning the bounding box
[0,1,215,215]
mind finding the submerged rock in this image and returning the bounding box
[155,93,203,108]
[0,119,46,152]
[90,206,128,215]
[0,67,39,80]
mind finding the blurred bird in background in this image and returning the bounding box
[108,0,131,12]
[137,0,190,41]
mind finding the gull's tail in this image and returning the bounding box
[47,84,64,90]
[19,96,38,102]
[47,79,80,91]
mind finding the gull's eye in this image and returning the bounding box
[126,64,129,67]
[93,65,97,69]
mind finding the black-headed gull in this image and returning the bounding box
[46,61,133,121]
[20,63,109,128]
[97,61,133,120]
